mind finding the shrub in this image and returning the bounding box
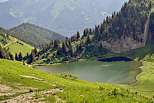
[55,72,79,80]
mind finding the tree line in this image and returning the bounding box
[0,46,13,60]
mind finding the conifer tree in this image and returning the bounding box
[15,53,18,61]
[18,52,23,61]
[87,35,91,44]
[9,52,14,60]
[0,46,4,58]
[77,31,80,39]
[62,42,68,54]
[54,40,59,49]
[57,48,62,55]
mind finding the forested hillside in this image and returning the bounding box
[10,23,65,48]
[27,0,154,64]
[94,0,151,53]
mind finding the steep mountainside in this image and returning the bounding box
[96,0,151,53]
[28,0,154,64]
[0,0,127,36]
[10,23,65,48]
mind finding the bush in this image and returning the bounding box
[55,72,79,80]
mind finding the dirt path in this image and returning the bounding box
[3,38,17,48]
[0,75,65,103]
[0,89,64,103]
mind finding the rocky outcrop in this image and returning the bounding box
[100,15,150,53]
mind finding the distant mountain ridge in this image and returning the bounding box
[10,23,65,48]
[0,0,128,36]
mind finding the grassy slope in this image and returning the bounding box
[5,39,34,56]
[0,33,15,47]
[0,59,152,103]
[128,55,154,98]
[0,29,34,56]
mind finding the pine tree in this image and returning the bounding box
[77,31,80,39]
[33,48,37,55]
[62,42,68,54]
[26,52,29,58]
[57,48,62,55]
[18,52,23,61]
[65,37,69,46]
[15,53,18,61]
[27,50,35,64]
[0,46,4,58]
[70,47,74,57]
[78,43,84,51]
[54,40,59,49]
[87,35,91,44]
[83,29,88,37]
[9,52,14,60]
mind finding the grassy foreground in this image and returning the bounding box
[0,59,153,103]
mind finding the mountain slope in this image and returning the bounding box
[96,0,151,53]
[0,27,15,47]
[0,0,127,36]
[0,59,152,102]
[10,23,65,48]
[0,27,34,56]
[29,0,154,64]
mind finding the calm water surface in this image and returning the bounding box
[34,61,141,84]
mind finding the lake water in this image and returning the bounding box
[34,61,141,84]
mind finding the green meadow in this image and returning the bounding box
[128,55,154,98]
[5,40,34,56]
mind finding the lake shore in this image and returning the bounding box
[128,60,154,98]
[29,56,134,67]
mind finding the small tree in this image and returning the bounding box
[76,31,80,39]
[33,48,37,55]
[54,40,60,49]
[86,35,91,43]
[0,46,5,58]
[15,53,18,61]
[62,42,68,54]
[18,52,23,61]
[9,52,14,60]
[57,48,62,55]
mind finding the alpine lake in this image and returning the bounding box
[34,57,141,84]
